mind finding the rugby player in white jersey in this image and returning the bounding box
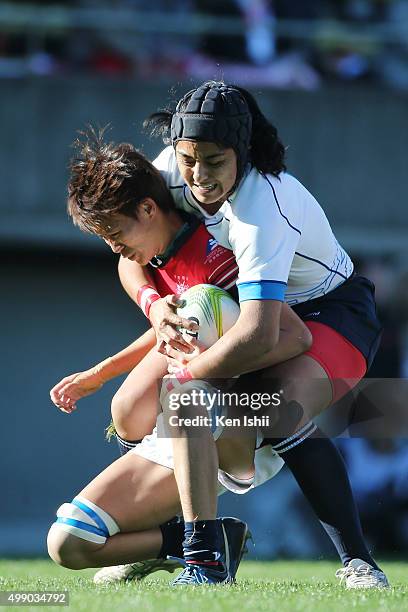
[117,82,389,588]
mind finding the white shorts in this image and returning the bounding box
[132,413,284,495]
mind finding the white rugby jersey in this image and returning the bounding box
[153,146,353,305]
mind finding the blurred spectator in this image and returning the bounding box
[195,0,247,63]
[234,0,276,66]
[89,40,133,76]
[188,0,320,88]
[0,0,408,90]
[331,0,388,22]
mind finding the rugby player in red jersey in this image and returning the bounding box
[47,131,311,583]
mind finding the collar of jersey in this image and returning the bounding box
[185,188,225,221]
[149,212,201,269]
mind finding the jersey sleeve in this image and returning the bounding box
[153,145,186,192]
[229,172,303,303]
[152,146,174,181]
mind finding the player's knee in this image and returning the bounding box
[111,390,142,438]
[48,497,119,569]
[47,524,92,569]
[111,390,134,439]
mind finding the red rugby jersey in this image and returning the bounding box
[148,221,238,298]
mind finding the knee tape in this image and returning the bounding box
[54,496,120,544]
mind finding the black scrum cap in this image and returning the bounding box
[171,82,252,190]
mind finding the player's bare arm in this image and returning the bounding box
[165,302,312,376]
[172,300,283,379]
[50,328,156,413]
[117,254,152,303]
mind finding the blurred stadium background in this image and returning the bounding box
[1,0,408,561]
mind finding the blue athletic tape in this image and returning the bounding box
[71,499,109,537]
[56,517,107,538]
[237,280,286,302]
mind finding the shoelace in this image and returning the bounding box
[173,565,210,585]
[335,566,352,581]
[168,556,228,585]
[336,564,384,585]
[127,561,149,579]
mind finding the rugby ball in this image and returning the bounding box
[177,284,240,348]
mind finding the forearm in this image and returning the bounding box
[237,325,311,375]
[188,323,277,379]
[186,301,310,379]
[93,328,156,382]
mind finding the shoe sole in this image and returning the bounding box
[223,521,253,582]
[239,527,253,567]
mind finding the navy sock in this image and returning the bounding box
[116,434,141,456]
[183,520,224,568]
[159,518,185,559]
[271,425,379,569]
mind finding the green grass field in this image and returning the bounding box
[0,559,406,612]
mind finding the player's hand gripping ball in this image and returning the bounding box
[164,284,240,371]
[176,284,240,348]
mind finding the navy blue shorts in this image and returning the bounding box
[292,274,382,369]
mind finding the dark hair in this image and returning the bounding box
[144,82,286,178]
[67,126,174,236]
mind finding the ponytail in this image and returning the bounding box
[233,86,286,177]
[143,111,172,144]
